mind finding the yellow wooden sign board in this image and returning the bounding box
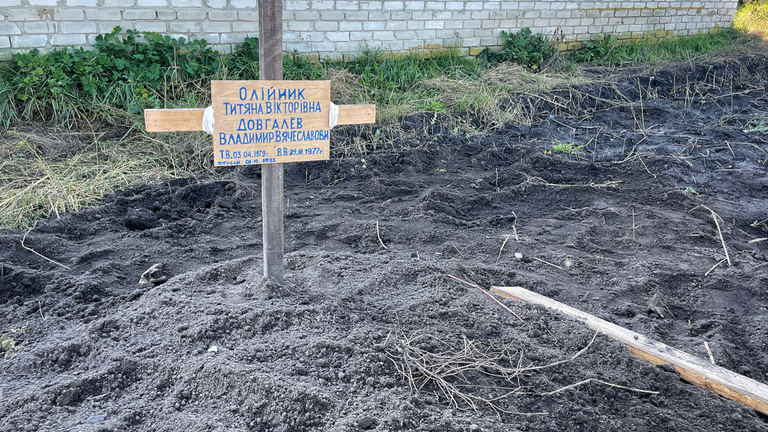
[211,80,331,166]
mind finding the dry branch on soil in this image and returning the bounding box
[384,330,619,417]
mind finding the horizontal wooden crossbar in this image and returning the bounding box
[490,285,768,416]
[144,104,375,132]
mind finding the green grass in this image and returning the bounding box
[571,28,749,66]
[735,1,768,37]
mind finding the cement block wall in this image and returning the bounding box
[0,1,738,58]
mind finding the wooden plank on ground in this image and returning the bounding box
[144,104,375,132]
[490,285,768,416]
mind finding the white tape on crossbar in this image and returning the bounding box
[202,106,215,135]
[329,101,339,129]
[202,102,339,135]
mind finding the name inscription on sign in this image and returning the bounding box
[211,80,331,165]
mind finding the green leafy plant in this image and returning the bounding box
[684,186,700,195]
[550,139,583,154]
[571,34,617,63]
[743,119,768,133]
[478,28,552,70]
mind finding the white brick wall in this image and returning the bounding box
[0,1,738,59]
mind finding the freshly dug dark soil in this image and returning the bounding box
[2,54,768,432]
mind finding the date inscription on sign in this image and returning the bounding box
[212,80,331,166]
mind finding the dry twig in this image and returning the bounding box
[446,274,524,322]
[21,227,70,270]
[376,220,388,250]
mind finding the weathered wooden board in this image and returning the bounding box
[490,285,768,416]
[145,105,375,131]
[211,80,330,165]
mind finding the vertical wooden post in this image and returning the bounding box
[258,0,284,284]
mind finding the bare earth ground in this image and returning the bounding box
[1,54,768,432]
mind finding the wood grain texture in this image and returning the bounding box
[259,0,284,285]
[490,285,768,416]
[144,104,375,132]
[144,109,205,132]
[337,104,376,124]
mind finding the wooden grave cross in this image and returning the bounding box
[144,0,374,285]
[144,90,374,285]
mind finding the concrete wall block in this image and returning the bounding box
[425,20,444,29]
[350,30,373,40]
[229,0,253,8]
[373,30,395,40]
[0,36,10,48]
[123,9,155,19]
[0,22,22,35]
[137,0,168,5]
[288,21,313,31]
[391,11,411,19]
[98,21,132,33]
[11,35,49,47]
[156,9,176,19]
[315,21,338,31]
[135,21,167,32]
[170,21,201,32]
[345,11,368,20]
[431,11,450,19]
[394,29,416,39]
[206,0,226,6]
[312,1,334,9]
[467,2,483,9]
[239,11,258,20]
[298,31,324,41]
[104,0,134,6]
[29,0,58,5]
[335,0,358,8]
[202,21,231,32]
[295,10,319,19]
[425,1,444,10]
[336,41,361,51]
[407,20,424,29]
[386,20,408,30]
[363,21,386,30]
[446,2,463,10]
[327,31,350,41]
[444,20,463,29]
[286,0,309,9]
[24,22,56,33]
[411,11,432,19]
[340,21,362,30]
[7,8,47,20]
[61,21,96,33]
[85,9,122,20]
[360,1,381,9]
[52,33,86,45]
[171,0,201,6]
[311,41,336,51]
[405,1,423,9]
[220,32,246,43]
[0,0,21,6]
[177,9,207,20]
[209,10,237,20]
[320,10,344,20]
[415,29,435,38]
[368,11,389,20]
